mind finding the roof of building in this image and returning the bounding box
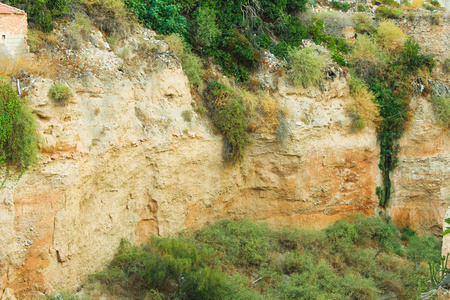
[0,2,26,15]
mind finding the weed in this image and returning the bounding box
[349,34,385,81]
[206,82,250,162]
[331,0,355,11]
[286,46,327,88]
[431,95,450,126]
[375,6,404,19]
[83,0,133,37]
[0,55,56,79]
[377,21,408,51]
[0,78,38,170]
[181,110,192,122]
[422,3,436,10]
[48,84,73,105]
[443,59,450,74]
[348,77,380,131]
[352,13,376,34]
[317,11,352,39]
[194,102,206,117]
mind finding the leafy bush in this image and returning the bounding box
[350,34,385,81]
[422,3,436,10]
[286,46,327,88]
[352,13,376,34]
[331,0,355,11]
[377,21,408,51]
[442,58,450,74]
[274,14,307,49]
[400,38,435,73]
[125,0,188,36]
[431,95,450,126]
[166,34,203,88]
[82,0,132,37]
[407,235,441,264]
[0,78,38,170]
[48,84,73,105]
[375,6,404,19]
[193,7,221,47]
[318,10,352,39]
[5,0,71,32]
[348,76,380,131]
[206,83,250,162]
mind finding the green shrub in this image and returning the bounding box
[48,84,73,105]
[431,95,450,126]
[331,0,355,11]
[181,110,192,122]
[286,46,327,88]
[206,83,250,162]
[400,38,435,73]
[352,13,376,34]
[381,0,400,7]
[125,0,188,36]
[407,235,441,264]
[375,6,404,19]
[318,10,352,39]
[82,0,132,37]
[350,34,385,81]
[377,20,407,51]
[0,78,38,170]
[274,14,307,49]
[166,34,203,88]
[422,3,436,10]
[357,4,367,12]
[443,58,450,74]
[6,0,71,32]
[193,7,221,47]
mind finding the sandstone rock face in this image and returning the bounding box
[0,31,383,297]
[0,25,449,298]
[388,96,450,235]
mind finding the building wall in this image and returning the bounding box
[0,13,27,56]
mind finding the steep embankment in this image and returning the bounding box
[0,15,449,299]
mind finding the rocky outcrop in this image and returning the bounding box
[0,24,449,298]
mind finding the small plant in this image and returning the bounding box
[286,46,327,88]
[348,77,381,131]
[431,95,450,126]
[317,11,352,39]
[375,6,404,19]
[352,13,376,34]
[48,84,73,105]
[357,4,367,12]
[194,102,206,117]
[349,34,385,81]
[377,21,407,51]
[331,0,355,11]
[83,0,132,37]
[422,3,436,10]
[0,78,38,170]
[443,58,450,74]
[181,110,192,122]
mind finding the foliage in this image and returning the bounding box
[5,0,71,32]
[377,21,408,51]
[125,0,188,36]
[431,95,450,126]
[82,0,132,37]
[400,38,435,73]
[286,46,327,88]
[181,110,192,122]
[407,235,441,264]
[193,7,221,47]
[166,34,203,88]
[205,82,250,162]
[0,78,38,170]
[349,34,385,82]
[442,58,450,74]
[48,84,73,105]
[348,76,380,131]
[331,0,355,11]
[317,10,352,39]
[375,6,404,19]
[351,13,376,34]
[88,217,439,300]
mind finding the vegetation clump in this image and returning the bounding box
[48,84,73,105]
[0,78,38,170]
[431,95,450,126]
[286,46,327,88]
[79,217,441,299]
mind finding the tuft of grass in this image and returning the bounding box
[348,77,381,131]
[349,35,385,82]
[431,95,450,126]
[181,110,192,122]
[375,6,404,19]
[166,34,203,88]
[286,46,327,88]
[377,21,408,51]
[317,11,352,39]
[352,13,376,34]
[48,84,73,105]
[443,58,450,74]
[0,78,39,170]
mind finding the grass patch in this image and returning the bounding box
[48,84,73,105]
[81,216,440,299]
[375,6,404,19]
[431,95,450,126]
[0,78,39,170]
[377,21,408,51]
[348,77,381,131]
[349,34,385,82]
[286,46,327,88]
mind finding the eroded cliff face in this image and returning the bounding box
[0,23,449,298]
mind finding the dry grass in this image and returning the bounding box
[377,21,408,51]
[350,34,385,81]
[260,93,280,130]
[348,77,381,131]
[0,55,57,78]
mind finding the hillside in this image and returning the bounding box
[0,0,449,298]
